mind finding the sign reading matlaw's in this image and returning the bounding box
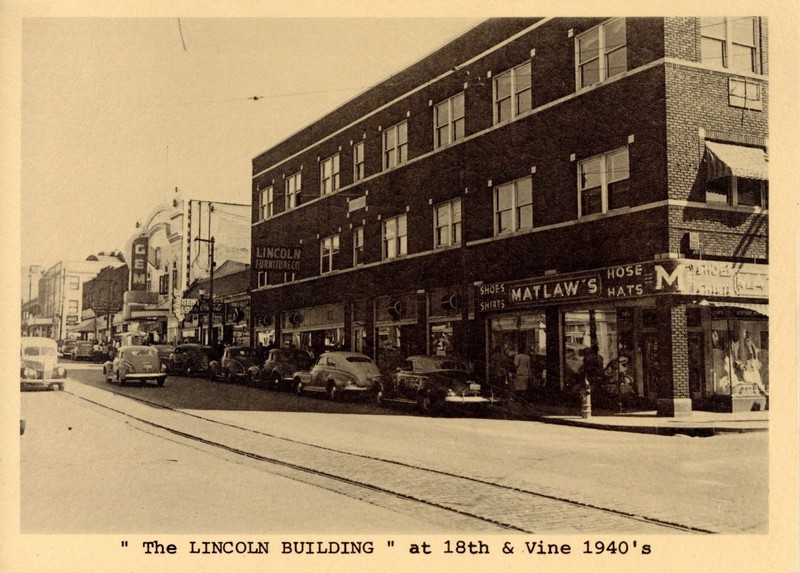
[477,259,767,312]
[130,236,149,292]
[254,245,302,272]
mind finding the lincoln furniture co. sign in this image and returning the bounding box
[254,245,302,272]
[477,259,767,312]
[130,236,149,292]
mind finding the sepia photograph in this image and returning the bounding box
[3,3,798,573]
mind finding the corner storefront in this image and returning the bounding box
[475,258,768,415]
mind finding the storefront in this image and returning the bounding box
[476,258,768,415]
[280,303,345,358]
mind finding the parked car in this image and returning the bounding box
[21,337,67,391]
[60,339,77,360]
[210,346,260,384]
[381,355,495,415]
[249,347,313,391]
[152,344,176,372]
[73,340,95,361]
[169,343,215,377]
[103,345,167,386]
[293,351,382,401]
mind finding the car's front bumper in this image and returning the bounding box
[21,379,65,391]
[124,373,167,381]
[443,395,496,405]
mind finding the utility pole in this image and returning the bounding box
[194,236,215,346]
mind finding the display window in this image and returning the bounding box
[488,313,546,393]
[563,308,637,403]
[709,318,768,398]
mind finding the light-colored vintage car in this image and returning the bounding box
[20,337,67,391]
[103,345,167,386]
[293,351,382,401]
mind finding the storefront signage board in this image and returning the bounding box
[254,245,302,272]
[477,260,767,312]
[130,236,148,292]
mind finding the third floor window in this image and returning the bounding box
[353,141,365,182]
[494,62,531,123]
[383,121,408,170]
[576,18,627,90]
[435,92,465,147]
[701,17,761,74]
[320,154,340,195]
[260,185,274,220]
[285,172,301,210]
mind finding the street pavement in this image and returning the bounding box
[20,368,769,535]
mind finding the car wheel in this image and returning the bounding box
[327,381,338,401]
[417,396,433,415]
[157,378,165,387]
[270,373,281,391]
[226,372,236,385]
[295,378,303,395]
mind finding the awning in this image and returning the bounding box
[67,317,98,333]
[705,141,768,181]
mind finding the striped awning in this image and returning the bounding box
[705,141,768,181]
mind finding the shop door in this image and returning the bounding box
[641,333,661,399]
[687,331,705,399]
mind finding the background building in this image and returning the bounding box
[37,253,126,342]
[250,17,768,415]
[118,190,250,345]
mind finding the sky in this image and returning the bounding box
[18,15,482,270]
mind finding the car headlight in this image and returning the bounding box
[54,367,67,378]
[22,367,39,379]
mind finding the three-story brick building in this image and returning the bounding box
[250,17,768,415]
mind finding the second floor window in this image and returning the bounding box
[435,92,465,147]
[494,62,531,123]
[68,300,78,314]
[383,121,408,170]
[434,198,462,248]
[578,147,630,217]
[320,154,340,195]
[353,226,364,266]
[320,234,340,274]
[494,177,533,235]
[353,141,365,182]
[69,277,79,289]
[701,17,760,73]
[159,274,169,295]
[285,172,301,210]
[576,18,627,90]
[382,214,407,260]
[260,185,274,220]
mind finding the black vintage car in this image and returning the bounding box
[379,355,495,415]
[168,344,216,377]
[249,347,313,390]
[209,346,261,384]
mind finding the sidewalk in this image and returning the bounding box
[494,398,768,436]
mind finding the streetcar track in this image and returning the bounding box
[70,386,713,534]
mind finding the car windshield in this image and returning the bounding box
[129,348,157,356]
[346,356,373,363]
[23,346,57,357]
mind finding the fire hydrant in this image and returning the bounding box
[580,378,592,419]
